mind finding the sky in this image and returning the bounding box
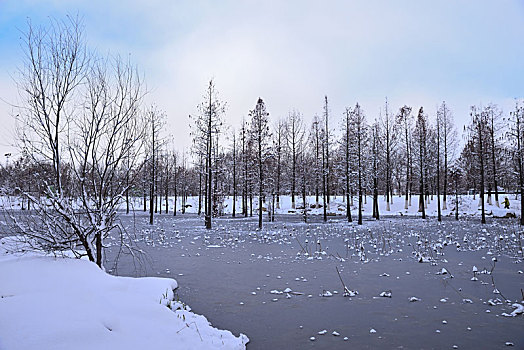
[0,0,523,161]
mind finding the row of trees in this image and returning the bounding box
[183,86,524,229]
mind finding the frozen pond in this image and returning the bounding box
[106,213,524,349]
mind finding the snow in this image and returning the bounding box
[117,193,521,219]
[1,193,520,220]
[502,303,524,317]
[0,237,248,350]
[379,290,392,298]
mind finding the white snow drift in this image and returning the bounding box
[0,237,248,350]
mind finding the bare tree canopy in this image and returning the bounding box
[11,16,147,268]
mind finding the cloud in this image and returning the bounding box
[1,0,523,158]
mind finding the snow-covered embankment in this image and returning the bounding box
[0,237,248,350]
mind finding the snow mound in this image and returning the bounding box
[0,238,248,350]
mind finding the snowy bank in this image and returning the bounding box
[0,238,248,350]
[120,194,520,219]
[1,194,519,220]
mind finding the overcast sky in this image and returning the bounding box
[1,0,523,160]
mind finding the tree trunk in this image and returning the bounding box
[324,96,330,207]
[232,135,237,218]
[517,114,524,225]
[437,112,442,222]
[174,167,177,216]
[478,119,486,224]
[258,119,263,230]
[357,120,363,225]
[322,128,327,222]
[491,125,499,207]
[149,148,155,225]
[345,109,352,223]
[418,122,426,219]
[455,175,459,220]
[198,163,202,216]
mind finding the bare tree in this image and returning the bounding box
[435,106,442,221]
[414,107,428,219]
[231,131,237,217]
[397,106,413,209]
[437,102,456,211]
[310,116,322,208]
[323,96,331,208]
[342,107,353,222]
[240,118,249,217]
[485,104,502,207]
[321,125,328,222]
[145,105,165,225]
[285,110,305,210]
[508,101,524,225]
[13,16,146,268]
[380,98,397,211]
[190,80,225,229]
[371,121,380,220]
[273,119,285,209]
[469,105,488,224]
[249,98,271,229]
[350,103,368,225]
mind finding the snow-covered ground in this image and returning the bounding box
[122,193,519,219]
[0,237,248,350]
[1,193,519,220]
